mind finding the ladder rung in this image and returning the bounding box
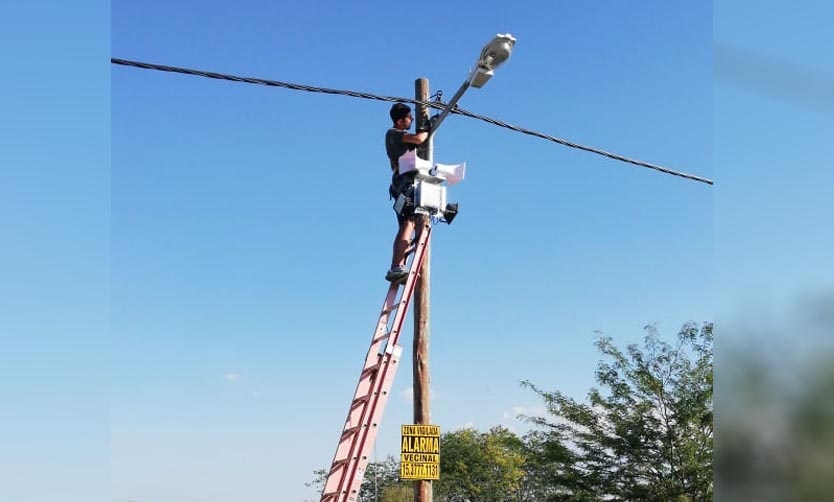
[361,362,381,376]
[351,393,371,408]
[329,458,349,471]
[341,425,362,438]
[382,303,399,315]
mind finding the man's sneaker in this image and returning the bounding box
[385,266,409,283]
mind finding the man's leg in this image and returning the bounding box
[391,218,415,269]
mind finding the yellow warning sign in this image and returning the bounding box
[400,424,440,480]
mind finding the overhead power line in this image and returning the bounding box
[111,58,712,186]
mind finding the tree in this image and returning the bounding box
[379,485,413,502]
[305,456,409,502]
[359,455,409,502]
[435,426,527,502]
[717,292,834,501]
[518,429,580,501]
[522,322,713,502]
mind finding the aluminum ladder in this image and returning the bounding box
[320,220,432,502]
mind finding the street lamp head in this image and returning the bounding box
[427,33,517,139]
[478,33,516,71]
[469,33,516,88]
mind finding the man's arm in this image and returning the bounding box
[401,131,428,145]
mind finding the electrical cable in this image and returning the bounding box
[111,58,712,186]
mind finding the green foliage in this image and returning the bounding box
[358,455,409,502]
[308,322,712,502]
[718,351,834,501]
[379,484,412,502]
[521,322,713,502]
[304,457,409,502]
[435,426,527,502]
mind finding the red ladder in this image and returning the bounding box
[320,220,432,502]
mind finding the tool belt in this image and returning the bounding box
[389,170,416,201]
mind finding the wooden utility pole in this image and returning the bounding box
[413,77,433,502]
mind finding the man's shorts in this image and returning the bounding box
[390,171,416,225]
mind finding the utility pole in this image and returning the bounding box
[413,77,433,502]
[319,36,513,502]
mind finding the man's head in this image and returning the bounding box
[390,102,413,130]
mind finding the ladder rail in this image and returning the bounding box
[340,224,430,496]
[320,221,432,502]
[320,283,400,500]
[321,224,430,501]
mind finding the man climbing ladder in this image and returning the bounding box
[321,97,462,501]
[384,102,429,283]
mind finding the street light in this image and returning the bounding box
[405,34,515,224]
[469,33,517,88]
[426,33,516,139]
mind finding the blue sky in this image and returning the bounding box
[713,2,834,456]
[111,1,712,501]
[110,2,711,500]
[1,2,109,502]
[715,1,834,314]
